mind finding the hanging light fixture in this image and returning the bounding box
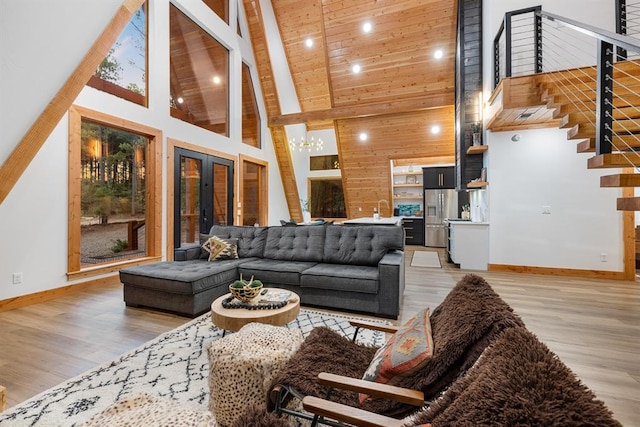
[288,135,324,152]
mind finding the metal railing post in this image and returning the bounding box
[596,40,614,155]
[505,13,512,79]
[534,6,542,73]
[493,20,504,88]
[616,0,627,60]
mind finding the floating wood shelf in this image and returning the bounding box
[467,181,488,188]
[466,145,488,155]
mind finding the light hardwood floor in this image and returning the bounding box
[0,246,638,425]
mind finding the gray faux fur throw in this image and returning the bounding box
[268,274,525,419]
[407,326,622,426]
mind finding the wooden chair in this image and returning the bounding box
[266,274,526,426]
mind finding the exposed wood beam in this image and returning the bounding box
[270,126,302,221]
[0,0,143,205]
[269,93,455,126]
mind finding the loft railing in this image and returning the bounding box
[493,3,640,169]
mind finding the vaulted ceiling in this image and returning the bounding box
[243,0,459,218]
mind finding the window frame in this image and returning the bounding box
[67,106,162,279]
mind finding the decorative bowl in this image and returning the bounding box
[229,279,263,302]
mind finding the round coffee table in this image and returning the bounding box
[211,288,300,335]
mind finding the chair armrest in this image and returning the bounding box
[317,372,424,406]
[302,396,409,427]
[349,319,399,335]
[174,244,202,261]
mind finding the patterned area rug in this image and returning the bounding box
[0,309,387,427]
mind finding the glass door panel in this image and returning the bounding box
[174,148,233,248]
[213,163,230,225]
[180,157,201,246]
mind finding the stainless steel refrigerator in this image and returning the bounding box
[424,189,458,247]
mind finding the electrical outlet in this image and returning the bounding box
[12,272,23,284]
[600,253,608,262]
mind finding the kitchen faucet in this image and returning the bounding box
[377,199,390,217]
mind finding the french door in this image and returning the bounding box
[174,148,234,247]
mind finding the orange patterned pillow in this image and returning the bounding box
[359,307,433,403]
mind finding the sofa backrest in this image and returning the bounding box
[323,225,404,266]
[207,225,268,258]
[263,225,326,262]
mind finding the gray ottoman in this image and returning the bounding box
[120,259,247,317]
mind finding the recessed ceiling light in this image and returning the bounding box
[352,64,361,74]
[434,49,444,59]
[212,76,221,84]
[177,97,184,104]
[362,21,372,33]
[305,38,313,48]
[359,132,368,141]
[431,125,441,134]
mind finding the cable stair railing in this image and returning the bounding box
[493,4,640,210]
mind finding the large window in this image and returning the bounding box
[309,178,347,219]
[169,4,229,136]
[87,3,147,106]
[68,106,162,276]
[242,62,261,148]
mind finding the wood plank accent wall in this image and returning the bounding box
[336,107,455,218]
[0,0,143,205]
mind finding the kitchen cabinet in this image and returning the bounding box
[402,217,424,245]
[447,221,489,270]
[423,166,455,189]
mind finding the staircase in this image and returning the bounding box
[538,60,640,210]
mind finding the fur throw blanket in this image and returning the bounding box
[406,326,622,426]
[268,274,525,419]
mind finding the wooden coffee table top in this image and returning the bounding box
[210,288,300,332]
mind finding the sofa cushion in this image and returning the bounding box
[360,307,433,401]
[201,236,239,261]
[300,263,379,294]
[405,327,622,427]
[208,225,268,258]
[239,259,317,287]
[361,274,525,418]
[263,226,326,262]
[120,259,250,294]
[323,225,404,266]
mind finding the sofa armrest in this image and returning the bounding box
[377,250,405,319]
[302,396,409,427]
[174,244,202,261]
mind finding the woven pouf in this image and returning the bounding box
[207,322,304,427]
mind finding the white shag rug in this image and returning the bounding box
[0,309,387,427]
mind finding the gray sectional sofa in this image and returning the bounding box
[119,224,405,319]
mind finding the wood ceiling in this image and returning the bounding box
[243,0,459,218]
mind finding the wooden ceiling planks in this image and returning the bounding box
[321,0,456,108]
[271,0,332,113]
[246,0,458,219]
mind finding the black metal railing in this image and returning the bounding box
[493,3,640,168]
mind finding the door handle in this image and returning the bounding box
[202,209,207,222]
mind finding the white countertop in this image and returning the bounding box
[342,216,403,225]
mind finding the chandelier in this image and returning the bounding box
[289,136,324,152]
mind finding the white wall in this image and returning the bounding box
[0,0,288,299]
[483,1,624,272]
[488,128,623,271]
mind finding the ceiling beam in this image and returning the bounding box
[268,93,455,126]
